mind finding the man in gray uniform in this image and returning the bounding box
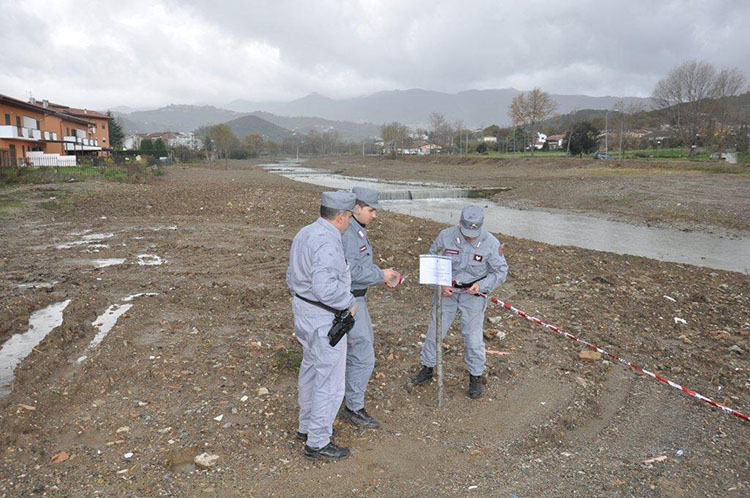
[411,205,508,399]
[287,191,359,460]
[340,187,401,429]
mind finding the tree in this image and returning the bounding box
[508,88,558,156]
[380,122,410,156]
[429,112,453,152]
[244,134,264,157]
[140,138,154,152]
[565,121,599,155]
[652,60,746,154]
[206,124,236,167]
[153,138,167,156]
[106,111,124,149]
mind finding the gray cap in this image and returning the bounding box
[321,191,356,211]
[352,187,381,210]
[459,204,484,238]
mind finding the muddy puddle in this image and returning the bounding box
[0,300,71,398]
[264,162,750,274]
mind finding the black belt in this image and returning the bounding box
[352,289,367,297]
[452,276,487,289]
[294,294,342,314]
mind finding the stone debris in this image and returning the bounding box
[578,350,602,361]
[194,453,220,469]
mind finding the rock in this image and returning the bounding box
[578,350,602,361]
[50,452,69,464]
[213,414,224,422]
[116,426,130,434]
[123,452,133,459]
[729,345,744,355]
[257,387,269,396]
[194,453,219,469]
[488,316,503,325]
[678,334,692,345]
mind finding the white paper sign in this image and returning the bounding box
[419,255,452,286]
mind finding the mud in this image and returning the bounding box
[0,160,748,497]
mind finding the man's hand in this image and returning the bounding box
[383,268,402,288]
[467,283,481,295]
[349,302,359,316]
[442,286,454,297]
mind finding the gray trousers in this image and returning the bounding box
[345,295,374,412]
[293,300,347,449]
[420,292,487,377]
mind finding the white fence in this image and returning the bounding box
[25,152,77,167]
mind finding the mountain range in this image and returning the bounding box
[111,88,655,140]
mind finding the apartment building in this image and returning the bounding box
[0,93,110,166]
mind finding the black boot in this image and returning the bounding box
[304,442,350,461]
[296,428,335,442]
[410,366,434,385]
[468,374,483,399]
[342,406,380,428]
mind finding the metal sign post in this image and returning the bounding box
[435,282,443,407]
[419,252,451,408]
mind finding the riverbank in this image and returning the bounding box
[0,161,748,496]
[305,155,750,233]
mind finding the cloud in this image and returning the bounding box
[0,0,747,108]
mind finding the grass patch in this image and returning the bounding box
[0,165,166,186]
[272,345,303,372]
[0,198,24,214]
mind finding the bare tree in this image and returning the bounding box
[508,88,558,156]
[380,122,410,156]
[429,112,454,153]
[652,60,745,154]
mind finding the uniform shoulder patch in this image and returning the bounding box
[444,249,459,255]
[358,230,365,238]
[359,245,367,253]
[473,254,484,262]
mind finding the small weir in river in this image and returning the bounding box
[263,161,750,274]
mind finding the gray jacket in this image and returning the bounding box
[342,217,384,291]
[287,217,355,314]
[429,226,508,294]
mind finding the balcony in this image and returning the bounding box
[0,125,43,141]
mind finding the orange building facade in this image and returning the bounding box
[0,93,111,166]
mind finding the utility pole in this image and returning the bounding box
[605,111,609,154]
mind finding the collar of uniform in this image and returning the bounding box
[351,216,366,231]
[455,226,483,248]
[316,217,342,240]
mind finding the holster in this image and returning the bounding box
[327,310,356,347]
[294,293,356,347]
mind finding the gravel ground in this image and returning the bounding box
[0,160,748,497]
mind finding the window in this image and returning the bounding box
[4,113,9,125]
[16,116,21,128]
[103,123,106,130]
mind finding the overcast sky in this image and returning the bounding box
[1,0,748,110]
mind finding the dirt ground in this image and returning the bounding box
[0,160,748,497]
[305,155,750,233]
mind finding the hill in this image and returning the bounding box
[222,114,293,141]
[117,105,245,133]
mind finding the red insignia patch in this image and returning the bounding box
[359,245,367,253]
[473,254,483,262]
[444,249,459,255]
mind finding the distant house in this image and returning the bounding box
[546,134,565,150]
[482,136,497,143]
[534,132,547,150]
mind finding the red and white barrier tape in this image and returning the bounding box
[461,289,750,423]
